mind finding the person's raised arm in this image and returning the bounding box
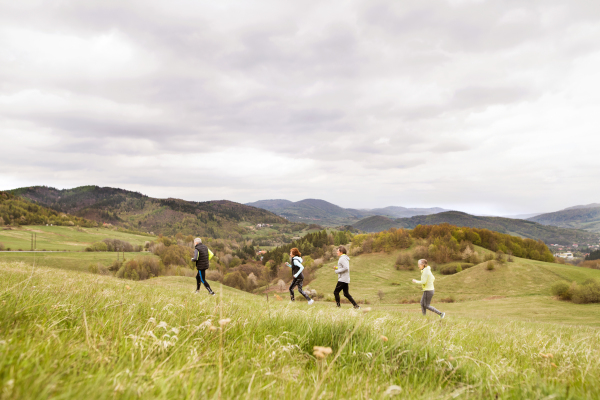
[293,260,304,278]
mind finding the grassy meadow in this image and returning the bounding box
[307,247,600,305]
[0,225,154,252]
[2,260,600,399]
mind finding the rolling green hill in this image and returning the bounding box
[246,198,449,225]
[353,211,600,245]
[528,206,600,233]
[10,186,287,239]
[307,246,600,305]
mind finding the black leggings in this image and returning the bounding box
[420,290,442,316]
[289,278,311,301]
[334,282,357,307]
[196,269,212,291]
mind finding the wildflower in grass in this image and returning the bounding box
[362,307,372,313]
[209,325,218,332]
[551,362,558,368]
[157,321,168,330]
[219,318,231,326]
[384,385,402,396]
[170,327,179,334]
[125,285,131,290]
[148,317,156,324]
[313,346,333,359]
[380,335,388,342]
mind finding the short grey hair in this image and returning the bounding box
[194,238,202,244]
[418,259,428,266]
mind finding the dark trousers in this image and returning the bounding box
[289,278,311,301]
[196,269,212,292]
[420,290,442,316]
[334,281,357,307]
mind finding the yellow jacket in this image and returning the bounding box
[415,266,435,291]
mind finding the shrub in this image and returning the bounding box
[223,271,247,291]
[486,261,495,271]
[413,246,428,260]
[164,265,196,277]
[571,280,600,304]
[0,242,4,251]
[484,253,494,262]
[206,269,224,282]
[395,253,414,270]
[109,260,123,272]
[88,262,109,275]
[439,262,473,275]
[161,245,193,267]
[551,281,573,300]
[116,256,163,280]
[87,242,108,252]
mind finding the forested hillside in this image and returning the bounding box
[0,191,97,228]
[528,206,600,233]
[353,211,599,245]
[11,186,287,239]
[246,198,449,225]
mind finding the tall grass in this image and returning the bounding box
[1,261,600,399]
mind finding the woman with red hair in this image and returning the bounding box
[286,248,314,305]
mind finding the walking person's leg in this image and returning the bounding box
[296,279,312,301]
[342,283,358,308]
[195,271,202,293]
[423,290,443,316]
[199,269,214,295]
[334,282,344,307]
[420,292,427,315]
[289,279,298,301]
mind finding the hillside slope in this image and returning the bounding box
[353,211,599,245]
[308,248,600,304]
[246,198,449,224]
[0,191,97,228]
[528,206,600,233]
[11,186,286,238]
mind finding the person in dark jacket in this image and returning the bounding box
[191,238,215,295]
[285,248,314,304]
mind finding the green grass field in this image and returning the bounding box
[0,251,153,272]
[307,248,600,304]
[2,261,600,399]
[0,225,154,252]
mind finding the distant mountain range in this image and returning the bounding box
[353,211,600,245]
[11,186,286,239]
[527,204,600,233]
[245,199,450,225]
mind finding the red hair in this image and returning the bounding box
[290,248,301,257]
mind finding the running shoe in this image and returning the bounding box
[441,312,446,319]
[308,299,314,305]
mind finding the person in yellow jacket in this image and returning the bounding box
[412,259,445,318]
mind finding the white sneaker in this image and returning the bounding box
[441,312,446,319]
[194,290,199,294]
[308,299,314,305]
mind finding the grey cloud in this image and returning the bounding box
[2,1,600,213]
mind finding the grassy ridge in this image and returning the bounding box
[1,261,600,399]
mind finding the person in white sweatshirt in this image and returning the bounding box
[285,248,314,304]
[412,259,445,318]
[333,245,359,309]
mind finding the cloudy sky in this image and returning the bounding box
[1,0,600,215]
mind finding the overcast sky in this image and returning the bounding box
[1,0,600,215]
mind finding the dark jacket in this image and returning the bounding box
[291,256,304,280]
[192,243,210,270]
